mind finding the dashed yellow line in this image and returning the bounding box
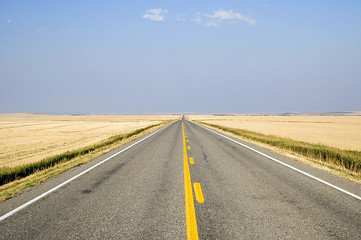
[187,139,189,142]
[189,157,194,165]
[188,146,190,150]
[182,121,199,240]
[193,183,204,203]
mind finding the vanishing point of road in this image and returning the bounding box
[1,119,360,239]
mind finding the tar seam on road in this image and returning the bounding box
[182,121,199,240]
[194,121,361,201]
[0,121,176,222]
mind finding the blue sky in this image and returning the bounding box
[1,1,360,114]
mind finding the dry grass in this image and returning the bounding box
[197,122,361,183]
[0,113,179,169]
[188,115,361,151]
[0,121,171,200]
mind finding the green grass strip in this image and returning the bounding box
[200,122,361,173]
[0,123,161,185]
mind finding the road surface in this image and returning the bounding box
[1,119,360,239]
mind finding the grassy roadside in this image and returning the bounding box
[197,121,361,182]
[0,121,173,200]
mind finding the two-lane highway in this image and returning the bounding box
[184,120,361,239]
[1,119,360,239]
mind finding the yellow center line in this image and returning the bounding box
[188,146,190,150]
[193,183,204,203]
[189,157,194,165]
[187,139,189,142]
[182,121,199,240]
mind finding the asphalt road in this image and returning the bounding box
[1,119,360,239]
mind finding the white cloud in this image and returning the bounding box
[192,16,202,25]
[205,21,221,27]
[177,14,187,22]
[141,8,255,26]
[208,9,255,25]
[6,19,16,24]
[193,16,221,27]
[36,26,48,32]
[143,8,168,21]
[195,9,255,27]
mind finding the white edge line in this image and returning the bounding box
[192,121,361,201]
[0,121,177,222]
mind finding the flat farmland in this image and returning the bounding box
[0,114,179,169]
[188,115,361,151]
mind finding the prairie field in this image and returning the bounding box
[188,115,361,151]
[0,114,179,169]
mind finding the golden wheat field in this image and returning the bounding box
[0,114,179,168]
[188,115,361,151]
